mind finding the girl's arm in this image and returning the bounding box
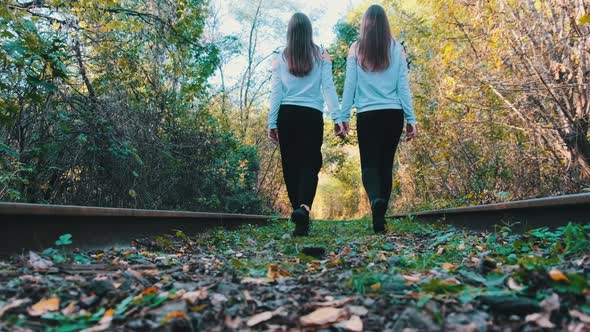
[320,50,344,123]
[340,43,358,123]
[397,48,416,124]
[268,54,282,129]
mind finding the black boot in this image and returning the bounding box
[291,206,310,237]
[371,198,388,234]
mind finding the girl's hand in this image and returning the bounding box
[406,123,417,141]
[268,128,280,144]
[334,122,348,138]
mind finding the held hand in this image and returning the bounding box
[334,122,347,138]
[343,122,350,135]
[268,128,280,144]
[405,123,417,142]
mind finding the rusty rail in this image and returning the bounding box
[390,193,590,231]
[0,203,272,254]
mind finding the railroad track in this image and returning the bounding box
[390,193,590,231]
[2,193,588,254]
[0,203,271,255]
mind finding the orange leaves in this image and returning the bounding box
[165,311,188,320]
[141,286,159,296]
[548,269,569,282]
[442,262,456,271]
[28,297,60,316]
[267,264,290,280]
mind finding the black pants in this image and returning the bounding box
[357,110,405,203]
[278,105,324,210]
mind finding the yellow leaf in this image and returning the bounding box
[28,297,60,317]
[52,21,60,30]
[370,283,381,292]
[165,311,188,321]
[442,262,456,270]
[548,269,569,282]
[300,307,347,326]
[579,13,590,26]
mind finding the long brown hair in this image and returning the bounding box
[357,5,393,72]
[284,13,321,77]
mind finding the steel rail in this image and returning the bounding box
[0,203,272,255]
[389,193,590,231]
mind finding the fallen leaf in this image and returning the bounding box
[181,288,208,304]
[267,264,290,280]
[243,290,253,302]
[403,275,421,285]
[334,315,363,332]
[540,293,560,313]
[61,301,77,315]
[507,277,524,291]
[575,256,589,267]
[442,262,456,270]
[165,311,188,320]
[241,277,273,284]
[310,296,355,308]
[370,283,381,292]
[80,310,115,332]
[210,293,228,307]
[300,307,347,326]
[225,315,242,329]
[247,311,274,327]
[0,298,31,318]
[339,247,352,256]
[247,307,284,327]
[347,305,368,316]
[28,251,53,271]
[141,286,159,296]
[99,308,114,325]
[549,269,569,282]
[444,278,461,285]
[436,246,445,255]
[525,312,555,329]
[525,293,559,329]
[28,297,60,317]
[570,310,590,323]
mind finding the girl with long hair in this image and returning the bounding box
[340,4,417,234]
[268,13,347,236]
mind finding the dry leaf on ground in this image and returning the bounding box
[28,297,60,317]
[28,251,53,271]
[300,307,347,326]
[334,315,363,332]
[267,264,290,280]
[549,269,569,282]
[247,307,284,327]
[0,298,31,318]
[570,310,590,324]
[181,288,208,304]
